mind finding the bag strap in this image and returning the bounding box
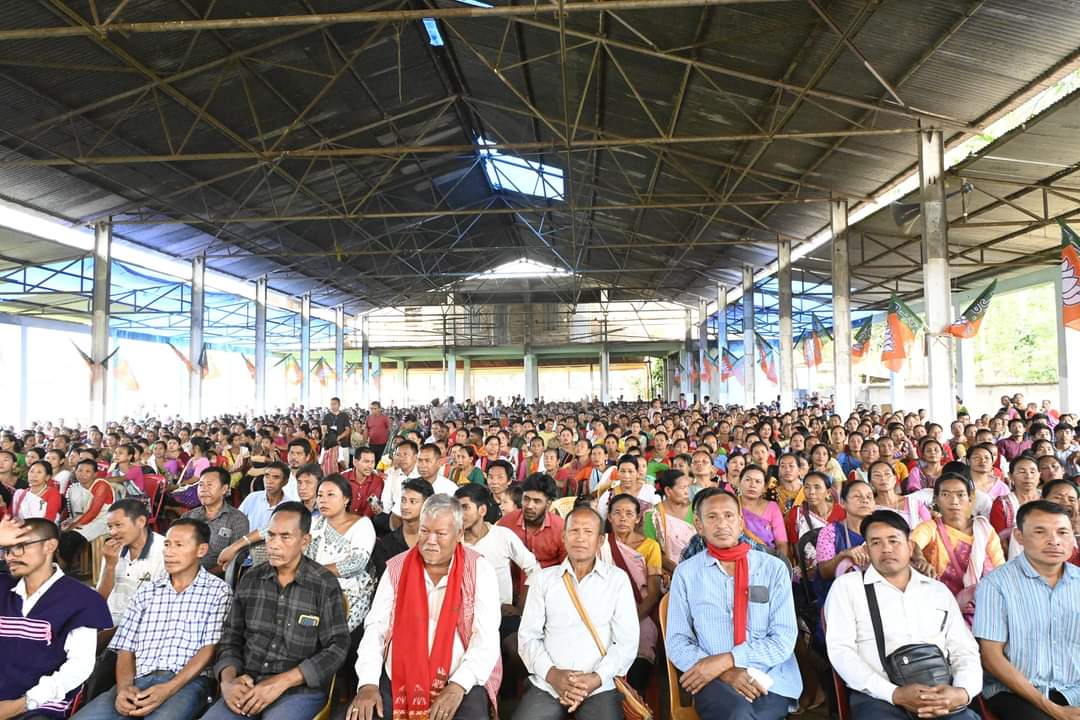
[862,579,889,671]
[562,571,607,658]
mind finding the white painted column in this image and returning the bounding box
[360,315,370,407]
[300,293,311,407]
[446,349,457,399]
[599,345,610,404]
[890,371,907,411]
[742,265,756,407]
[189,255,205,419]
[831,201,853,418]
[90,221,112,428]
[919,128,956,426]
[697,299,708,402]
[334,306,345,400]
[254,277,267,414]
[954,296,977,413]
[462,357,472,400]
[778,237,795,411]
[715,283,727,404]
[524,351,539,403]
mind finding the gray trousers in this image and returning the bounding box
[512,682,623,720]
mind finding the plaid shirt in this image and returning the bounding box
[213,555,349,689]
[110,567,232,679]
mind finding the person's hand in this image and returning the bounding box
[546,668,584,705]
[680,653,734,694]
[911,554,938,579]
[892,684,943,716]
[115,684,140,715]
[566,673,601,712]
[0,698,27,720]
[217,544,240,567]
[718,668,763,703]
[1049,705,1080,720]
[102,537,123,566]
[0,517,32,547]
[843,545,870,568]
[129,682,172,717]
[429,682,465,720]
[240,675,289,716]
[348,684,383,720]
[221,674,255,716]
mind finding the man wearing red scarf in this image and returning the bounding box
[349,495,501,720]
[664,489,802,720]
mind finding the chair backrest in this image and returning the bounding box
[142,474,167,527]
[820,608,851,720]
[657,593,701,720]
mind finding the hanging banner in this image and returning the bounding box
[947,280,997,339]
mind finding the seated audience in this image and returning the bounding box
[0,518,112,719]
[349,495,501,720]
[343,447,384,518]
[186,467,250,574]
[824,510,981,720]
[370,478,434,583]
[643,469,695,581]
[58,458,115,571]
[515,505,638,720]
[737,464,788,557]
[665,488,802,720]
[975,500,1080,719]
[498,473,567,569]
[12,460,62,522]
[203,502,349,719]
[73,518,232,720]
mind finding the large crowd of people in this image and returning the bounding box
[1,390,1079,720]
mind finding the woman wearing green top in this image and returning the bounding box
[448,443,486,485]
[643,468,695,583]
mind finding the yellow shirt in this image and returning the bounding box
[911,519,1005,577]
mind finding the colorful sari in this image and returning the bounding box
[600,534,660,663]
[912,516,1003,626]
[741,502,786,550]
[645,502,696,564]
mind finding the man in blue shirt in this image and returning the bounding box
[974,499,1080,720]
[665,488,801,720]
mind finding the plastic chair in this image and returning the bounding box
[142,474,167,532]
[819,610,851,720]
[657,593,701,720]
[313,674,337,720]
[977,696,1000,720]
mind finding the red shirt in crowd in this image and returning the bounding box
[366,414,391,446]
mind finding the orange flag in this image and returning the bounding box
[881,295,924,373]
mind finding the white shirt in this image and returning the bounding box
[824,565,982,704]
[465,524,540,605]
[355,553,501,691]
[518,558,639,699]
[98,531,167,625]
[16,566,98,708]
[380,465,421,516]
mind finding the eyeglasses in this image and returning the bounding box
[2,538,49,556]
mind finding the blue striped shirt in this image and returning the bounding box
[665,547,802,702]
[973,553,1080,705]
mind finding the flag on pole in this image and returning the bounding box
[1060,220,1080,330]
[242,354,256,380]
[851,320,873,362]
[197,344,219,380]
[285,355,303,386]
[167,342,195,374]
[720,348,740,382]
[755,332,778,384]
[672,361,682,387]
[813,314,833,344]
[313,358,335,386]
[948,280,998,338]
[112,358,140,391]
[701,351,714,383]
[690,361,700,385]
[881,294,924,373]
[799,328,823,368]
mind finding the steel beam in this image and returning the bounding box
[90,221,111,427]
[831,200,852,418]
[919,129,955,426]
[300,292,311,407]
[742,265,755,407]
[189,254,205,419]
[335,305,345,400]
[254,277,267,414]
[778,237,794,411]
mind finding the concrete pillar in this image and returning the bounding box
[742,265,756,408]
[599,345,610,403]
[524,351,539,403]
[919,128,955,426]
[446,349,457,399]
[1057,272,1080,412]
[334,306,345,400]
[90,221,111,427]
[360,316,370,407]
[890,370,907,412]
[698,299,709,402]
[831,201,853,418]
[778,237,795,411]
[189,255,205,419]
[955,297,976,412]
[715,283,727,404]
[254,277,267,414]
[462,357,472,400]
[17,325,28,430]
[300,293,311,407]
[400,359,409,406]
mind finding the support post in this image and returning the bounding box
[254,277,267,414]
[400,360,409,406]
[778,237,795,411]
[682,308,693,400]
[715,283,727,404]
[90,221,111,428]
[335,306,345,400]
[599,345,610,404]
[361,316,371,407]
[300,293,311,408]
[462,357,472,400]
[954,297,976,413]
[1057,273,1080,412]
[189,255,205,420]
[698,299,709,403]
[831,201,853,418]
[446,348,457,399]
[18,325,28,430]
[890,371,907,411]
[919,128,955,426]
[524,350,539,403]
[742,265,756,408]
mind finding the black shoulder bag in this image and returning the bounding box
[863,581,953,692]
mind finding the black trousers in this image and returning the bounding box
[377,672,488,720]
[512,682,623,720]
[986,690,1071,720]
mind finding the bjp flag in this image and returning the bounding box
[881,294,924,373]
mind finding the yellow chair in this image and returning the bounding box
[657,593,701,720]
[313,595,349,720]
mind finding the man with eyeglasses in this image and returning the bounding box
[0,518,112,718]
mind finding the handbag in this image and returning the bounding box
[560,572,653,720]
[863,580,953,713]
